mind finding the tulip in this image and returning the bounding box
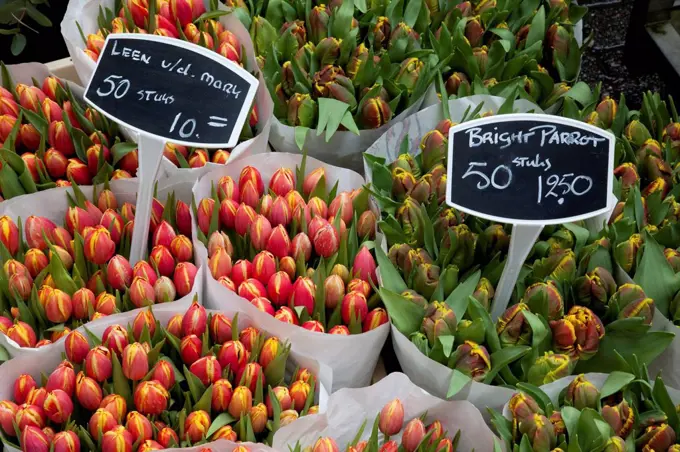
[62,331,90,367]
[379,398,404,436]
[495,303,532,348]
[565,374,600,409]
[289,379,310,411]
[15,403,47,432]
[74,371,103,411]
[94,292,116,315]
[46,361,76,396]
[9,321,37,348]
[637,423,676,451]
[0,402,17,436]
[217,340,249,373]
[527,351,574,386]
[124,410,153,443]
[573,267,616,316]
[280,256,297,280]
[190,355,222,386]
[302,167,324,197]
[25,388,48,410]
[0,216,19,255]
[154,427,178,448]
[9,273,32,301]
[42,389,73,424]
[280,409,300,427]
[290,277,316,314]
[239,166,264,196]
[52,430,80,452]
[602,399,634,438]
[421,302,456,346]
[100,425,133,452]
[132,380,169,417]
[228,386,253,418]
[266,224,291,258]
[275,306,299,325]
[302,320,324,333]
[353,246,377,285]
[508,392,543,422]
[517,414,557,451]
[97,394,125,425]
[400,418,426,452]
[266,386,292,417]
[121,343,148,381]
[609,283,655,325]
[14,375,37,405]
[182,409,209,443]
[173,262,197,297]
[85,345,113,382]
[20,425,49,452]
[550,306,605,360]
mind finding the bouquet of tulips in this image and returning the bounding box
[61,0,272,175]
[361,96,535,402]
[0,301,327,452]
[0,180,201,353]
[493,367,680,451]
[0,63,138,200]
[193,153,390,390]
[250,0,444,171]
[272,372,498,451]
[430,0,586,110]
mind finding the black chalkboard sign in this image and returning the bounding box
[84,34,258,148]
[446,114,615,225]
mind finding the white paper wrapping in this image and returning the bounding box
[272,372,499,451]
[0,178,203,358]
[390,324,515,419]
[0,302,331,452]
[613,264,680,390]
[268,87,434,175]
[60,1,273,180]
[192,153,390,392]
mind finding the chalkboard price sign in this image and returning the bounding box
[84,33,258,148]
[446,114,615,225]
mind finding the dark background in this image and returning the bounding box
[0,2,69,64]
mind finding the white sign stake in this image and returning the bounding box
[128,134,165,264]
[83,34,258,265]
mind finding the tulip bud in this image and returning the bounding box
[550,306,605,360]
[25,388,48,411]
[609,283,655,325]
[63,331,89,366]
[602,399,634,438]
[52,430,80,452]
[20,425,49,452]
[445,341,490,382]
[92,292,115,315]
[401,418,426,452]
[564,374,600,410]
[267,224,291,258]
[289,379,310,411]
[527,351,574,386]
[379,399,404,436]
[75,371,103,411]
[0,216,19,255]
[353,246,377,285]
[132,380,169,417]
[173,262,197,297]
[8,321,37,348]
[227,385,253,419]
[180,334,202,366]
[226,260,250,291]
[290,277,316,314]
[280,256,297,280]
[517,413,557,451]
[275,306,299,325]
[14,374,37,405]
[508,392,543,422]
[85,345,113,382]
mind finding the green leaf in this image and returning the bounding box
[294,126,309,150]
[112,353,133,407]
[653,376,680,433]
[24,3,52,26]
[193,384,213,412]
[446,369,471,398]
[183,365,207,403]
[379,287,425,336]
[374,240,407,293]
[10,33,26,56]
[206,412,235,439]
[446,270,481,320]
[634,231,680,315]
[483,345,531,384]
[599,371,634,399]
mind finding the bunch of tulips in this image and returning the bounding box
[289,397,460,452]
[0,69,138,200]
[195,160,388,335]
[0,183,198,348]
[0,301,319,451]
[83,0,260,169]
[493,369,680,451]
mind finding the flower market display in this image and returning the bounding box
[0,302,327,451]
[0,180,202,354]
[0,0,680,449]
